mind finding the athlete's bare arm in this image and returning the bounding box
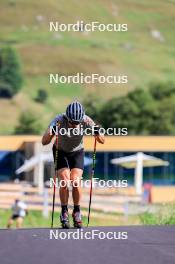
[95,134,105,144]
[42,128,54,145]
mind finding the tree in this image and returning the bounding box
[127,88,158,134]
[15,111,42,135]
[100,95,139,133]
[0,46,23,97]
[99,86,175,135]
[85,82,175,135]
[149,95,175,135]
[149,82,175,100]
[83,95,102,123]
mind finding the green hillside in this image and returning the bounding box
[0,0,175,134]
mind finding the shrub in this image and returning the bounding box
[139,204,175,225]
[0,81,14,98]
[14,111,42,135]
[0,46,23,97]
[35,89,48,103]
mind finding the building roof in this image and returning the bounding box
[0,136,41,151]
[0,136,175,152]
[87,136,175,152]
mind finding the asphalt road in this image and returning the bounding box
[0,226,175,264]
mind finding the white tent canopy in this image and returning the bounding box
[16,153,53,174]
[111,152,169,195]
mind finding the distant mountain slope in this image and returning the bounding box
[0,0,175,134]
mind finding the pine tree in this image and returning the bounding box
[0,46,23,97]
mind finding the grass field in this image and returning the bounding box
[1,203,175,228]
[0,0,175,134]
[0,208,139,228]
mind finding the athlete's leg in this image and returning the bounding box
[16,217,23,228]
[58,168,71,228]
[58,167,70,205]
[68,149,84,206]
[71,168,83,228]
[70,168,83,206]
[7,218,14,228]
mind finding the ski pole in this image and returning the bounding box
[51,124,59,228]
[87,137,97,227]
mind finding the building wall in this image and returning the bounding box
[84,151,175,185]
[1,136,175,185]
